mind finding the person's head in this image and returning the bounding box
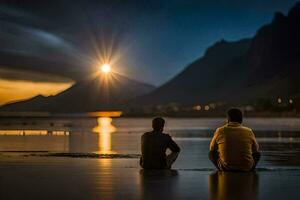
[227,108,243,123]
[152,117,165,132]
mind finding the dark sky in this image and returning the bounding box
[0,0,299,86]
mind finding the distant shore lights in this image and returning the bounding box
[193,105,201,111]
[204,105,210,111]
[277,98,282,104]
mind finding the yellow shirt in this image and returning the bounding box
[209,122,259,171]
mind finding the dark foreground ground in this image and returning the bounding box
[0,155,300,200]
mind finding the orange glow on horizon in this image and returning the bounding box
[0,79,73,105]
[88,111,122,117]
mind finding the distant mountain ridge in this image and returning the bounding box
[1,73,155,112]
[133,2,300,106]
[2,3,300,112]
[133,38,252,105]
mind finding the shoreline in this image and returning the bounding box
[1,111,300,119]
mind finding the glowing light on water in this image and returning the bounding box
[93,117,116,153]
[89,111,122,117]
[0,130,69,136]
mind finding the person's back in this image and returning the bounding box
[209,108,260,171]
[140,117,180,169]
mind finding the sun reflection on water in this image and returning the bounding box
[93,117,116,153]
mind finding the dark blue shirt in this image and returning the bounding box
[140,131,180,169]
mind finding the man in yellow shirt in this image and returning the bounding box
[209,108,261,171]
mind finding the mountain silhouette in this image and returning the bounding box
[134,38,252,105]
[133,3,300,106]
[2,3,300,112]
[1,73,155,112]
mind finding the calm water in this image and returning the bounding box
[0,117,300,168]
[0,117,300,200]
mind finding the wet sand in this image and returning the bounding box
[0,155,300,200]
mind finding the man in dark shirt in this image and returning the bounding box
[140,117,181,169]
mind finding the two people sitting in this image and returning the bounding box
[140,108,261,171]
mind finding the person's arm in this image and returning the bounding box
[165,135,180,168]
[167,135,181,153]
[250,130,261,168]
[250,130,260,153]
[208,129,220,167]
[209,128,219,153]
[140,134,144,167]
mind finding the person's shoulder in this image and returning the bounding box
[142,132,152,138]
[240,125,256,137]
[240,125,253,132]
[215,125,226,133]
[162,133,172,139]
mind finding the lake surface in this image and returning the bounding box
[0,117,300,199]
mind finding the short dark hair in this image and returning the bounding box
[227,108,243,123]
[152,117,165,131]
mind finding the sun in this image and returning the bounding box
[100,64,111,74]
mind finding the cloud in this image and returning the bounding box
[0,67,73,83]
[0,5,92,81]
